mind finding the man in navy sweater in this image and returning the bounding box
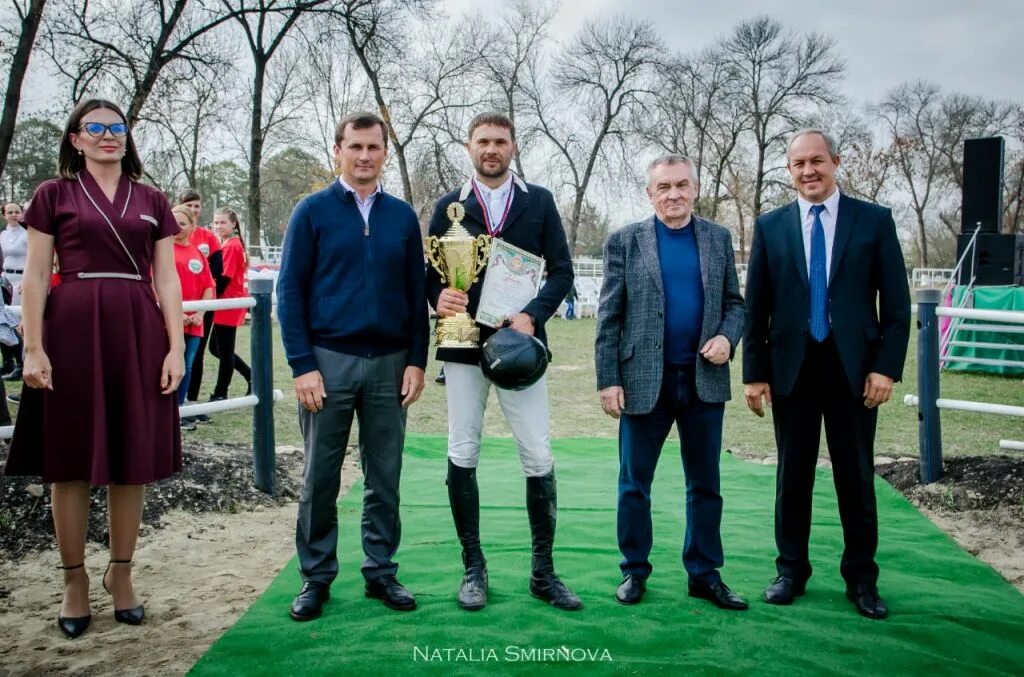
[277,112,428,621]
[427,113,580,612]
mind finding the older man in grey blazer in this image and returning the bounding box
[595,154,746,609]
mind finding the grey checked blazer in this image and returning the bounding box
[595,215,745,415]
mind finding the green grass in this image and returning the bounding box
[189,319,1023,458]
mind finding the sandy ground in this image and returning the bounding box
[1,452,1021,676]
[0,450,360,677]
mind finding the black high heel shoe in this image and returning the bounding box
[57,563,91,639]
[103,559,145,625]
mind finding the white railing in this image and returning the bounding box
[911,268,955,289]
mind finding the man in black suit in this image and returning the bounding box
[743,128,910,619]
[427,112,580,613]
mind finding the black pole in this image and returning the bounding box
[917,289,943,483]
[250,277,275,494]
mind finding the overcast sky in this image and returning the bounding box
[443,0,1024,105]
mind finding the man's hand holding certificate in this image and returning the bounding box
[475,239,545,328]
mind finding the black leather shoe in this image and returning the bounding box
[688,580,749,611]
[846,583,888,619]
[763,575,807,605]
[457,566,488,611]
[365,575,416,611]
[530,571,584,611]
[615,575,646,605]
[290,581,330,621]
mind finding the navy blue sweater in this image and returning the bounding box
[277,182,429,377]
[656,218,704,365]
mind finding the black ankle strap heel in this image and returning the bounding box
[57,563,91,639]
[103,559,145,626]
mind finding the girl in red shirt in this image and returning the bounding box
[209,208,250,399]
[170,205,214,428]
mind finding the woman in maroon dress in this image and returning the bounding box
[2,99,184,639]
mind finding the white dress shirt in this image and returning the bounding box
[797,188,840,278]
[473,174,514,231]
[338,176,381,226]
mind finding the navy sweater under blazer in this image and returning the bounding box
[277,181,429,377]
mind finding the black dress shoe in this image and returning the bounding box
[290,581,330,621]
[763,575,807,605]
[688,580,749,611]
[615,575,646,605]
[846,583,888,619]
[365,575,416,611]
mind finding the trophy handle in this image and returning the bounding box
[470,234,491,285]
[424,237,449,286]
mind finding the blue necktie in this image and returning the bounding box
[809,204,830,342]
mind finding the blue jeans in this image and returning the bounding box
[617,363,725,584]
[178,334,202,407]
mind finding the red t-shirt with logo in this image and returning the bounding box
[189,226,221,260]
[214,236,247,327]
[174,241,215,337]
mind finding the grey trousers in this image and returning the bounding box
[295,347,408,585]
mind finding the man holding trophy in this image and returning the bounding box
[426,112,580,612]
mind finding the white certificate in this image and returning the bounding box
[475,239,545,328]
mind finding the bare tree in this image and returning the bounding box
[222,0,324,254]
[875,81,945,266]
[326,0,481,209]
[638,46,750,219]
[523,16,661,253]
[139,58,230,189]
[292,24,368,169]
[0,0,48,180]
[41,0,251,125]
[721,16,844,218]
[473,0,556,178]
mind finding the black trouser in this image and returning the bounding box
[771,336,879,586]
[186,311,215,402]
[209,324,251,399]
[1,338,22,370]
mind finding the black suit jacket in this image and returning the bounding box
[742,193,911,398]
[426,177,574,365]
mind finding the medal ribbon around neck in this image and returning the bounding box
[470,179,514,237]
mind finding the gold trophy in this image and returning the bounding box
[425,202,491,348]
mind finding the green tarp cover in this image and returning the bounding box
[192,435,1024,676]
[946,285,1024,376]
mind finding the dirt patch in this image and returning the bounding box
[876,456,1024,592]
[0,441,304,563]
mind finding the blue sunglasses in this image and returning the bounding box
[79,122,129,138]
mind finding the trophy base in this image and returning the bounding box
[436,313,481,349]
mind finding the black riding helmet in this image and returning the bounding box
[479,328,550,390]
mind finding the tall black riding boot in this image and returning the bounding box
[526,470,583,610]
[447,460,488,610]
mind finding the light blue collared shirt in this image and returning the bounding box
[338,176,382,226]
